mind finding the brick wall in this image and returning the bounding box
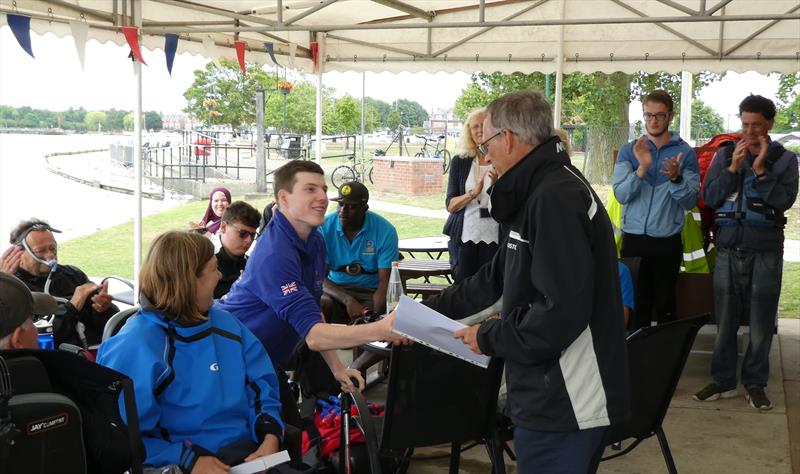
[372,156,443,196]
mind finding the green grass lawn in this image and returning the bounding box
[779,262,799,318]
[59,195,445,280]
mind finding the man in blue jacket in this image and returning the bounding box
[694,95,798,410]
[612,90,699,330]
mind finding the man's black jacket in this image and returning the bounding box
[425,136,631,432]
[16,265,117,347]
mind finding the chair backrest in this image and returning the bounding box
[0,349,144,474]
[605,314,710,445]
[379,344,504,450]
[102,307,139,342]
[2,355,87,474]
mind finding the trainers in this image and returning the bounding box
[693,383,738,402]
[745,386,773,411]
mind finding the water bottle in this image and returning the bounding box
[386,261,404,315]
[36,321,55,350]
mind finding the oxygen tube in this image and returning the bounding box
[19,237,58,294]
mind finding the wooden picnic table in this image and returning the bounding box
[398,236,450,260]
[398,258,452,284]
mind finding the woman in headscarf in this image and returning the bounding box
[443,108,500,282]
[192,186,231,234]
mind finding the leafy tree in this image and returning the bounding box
[85,111,107,132]
[104,109,128,131]
[145,111,163,130]
[453,71,721,182]
[774,72,800,133]
[688,99,724,139]
[387,109,401,131]
[364,97,392,128]
[394,99,429,127]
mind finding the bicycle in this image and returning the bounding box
[414,135,451,173]
[331,155,373,190]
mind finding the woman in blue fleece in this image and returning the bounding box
[98,231,284,473]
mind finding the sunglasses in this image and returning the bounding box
[229,223,256,240]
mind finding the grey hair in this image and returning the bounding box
[485,90,553,147]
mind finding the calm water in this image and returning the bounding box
[0,133,187,243]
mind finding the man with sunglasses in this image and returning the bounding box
[213,201,261,298]
[1,218,117,347]
[320,181,398,323]
[612,89,699,330]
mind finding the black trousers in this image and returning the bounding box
[621,233,682,330]
[454,240,500,283]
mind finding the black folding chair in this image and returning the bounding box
[601,313,710,474]
[347,344,506,474]
[0,349,144,474]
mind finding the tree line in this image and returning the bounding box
[0,105,163,132]
[183,59,429,134]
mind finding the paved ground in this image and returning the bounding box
[353,319,799,474]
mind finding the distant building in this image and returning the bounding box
[425,109,462,136]
[162,114,199,130]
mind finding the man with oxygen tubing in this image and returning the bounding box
[0,218,116,347]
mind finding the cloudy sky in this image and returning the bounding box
[0,27,780,131]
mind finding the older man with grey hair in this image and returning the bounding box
[418,90,630,473]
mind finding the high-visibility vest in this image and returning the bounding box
[681,207,710,274]
[605,193,709,273]
[606,191,624,258]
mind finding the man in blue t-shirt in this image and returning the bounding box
[618,261,635,328]
[320,181,399,323]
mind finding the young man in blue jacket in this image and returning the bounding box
[612,90,700,330]
[694,95,798,410]
[217,161,405,400]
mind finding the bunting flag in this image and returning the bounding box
[164,34,179,75]
[202,37,222,69]
[264,42,280,67]
[310,41,319,72]
[235,40,247,75]
[7,14,34,58]
[288,43,297,69]
[121,26,147,65]
[68,21,89,69]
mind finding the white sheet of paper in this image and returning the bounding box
[229,450,290,474]
[392,295,490,368]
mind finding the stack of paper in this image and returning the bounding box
[392,295,490,368]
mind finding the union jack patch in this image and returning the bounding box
[281,281,298,296]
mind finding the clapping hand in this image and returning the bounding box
[661,153,683,181]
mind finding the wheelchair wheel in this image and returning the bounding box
[332,165,357,190]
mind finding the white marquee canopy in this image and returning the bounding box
[2,0,799,75]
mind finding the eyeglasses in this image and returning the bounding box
[229,223,256,240]
[477,130,503,155]
[643,112,669,122]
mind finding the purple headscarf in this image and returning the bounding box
[199,186,231,234]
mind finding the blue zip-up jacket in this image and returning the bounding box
[97,303,283,472]
[216,209,326,365]
[612,133,700,238]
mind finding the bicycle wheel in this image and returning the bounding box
[440,149,451,174]
[414,151,426,158]
[368,166,374,184]
[331,165,357,190]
